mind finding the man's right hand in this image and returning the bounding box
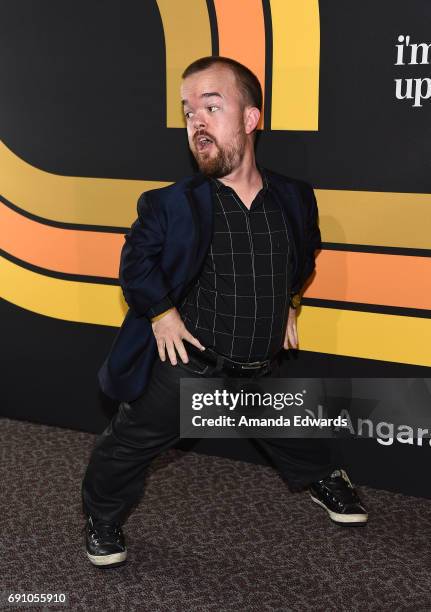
[151,308,205,365]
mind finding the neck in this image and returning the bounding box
[216,146,262,190]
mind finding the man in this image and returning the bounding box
[81,56,368,568]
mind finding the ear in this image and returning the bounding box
[243,106,261,135]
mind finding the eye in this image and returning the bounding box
[184,111,193,119]
[208,105,219,113]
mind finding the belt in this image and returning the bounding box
[186,344,277,375]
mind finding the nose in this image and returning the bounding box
[191,110,206,132]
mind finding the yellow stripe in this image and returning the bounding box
[3,141,431,248]
[298,306,431,367]
[156,0,212,128]
[0,256,125,327]
[2,254,430,366]
[270,0,320,130]
[0,141,168,228]
[317,189,431,249]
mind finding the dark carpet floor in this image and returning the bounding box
[1,417,431,612]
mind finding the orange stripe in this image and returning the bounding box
[213,0,266,128]
[3,201,431,310]
[0,202,123,278]
[306,250,431,310]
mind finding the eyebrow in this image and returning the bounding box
[181,92,223,106]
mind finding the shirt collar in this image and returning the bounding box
[209,165,270,194]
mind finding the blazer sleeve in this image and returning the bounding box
[291,181,322,295]
[119,192,174,319]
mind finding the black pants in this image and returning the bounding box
[81,351,336,525]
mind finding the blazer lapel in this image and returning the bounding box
[262,167,300,283]
[184,176,214,285]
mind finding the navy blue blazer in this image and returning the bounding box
[98,168,321,401]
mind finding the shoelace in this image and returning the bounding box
[95,522,121,534]
[320,476,360,505]
[89,520,122,544]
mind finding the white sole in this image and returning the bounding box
[310,494,368,524]
[86,550,127,566]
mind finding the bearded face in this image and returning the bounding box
[190,125,247,178]
[181,65,250,179]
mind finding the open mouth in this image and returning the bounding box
[195,135,214,152]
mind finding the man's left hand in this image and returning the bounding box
[283,307,298,349]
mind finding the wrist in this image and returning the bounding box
[150,307,174,323]
[146,295,174,320]
[289,293,301,309]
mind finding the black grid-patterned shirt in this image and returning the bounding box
[178,170,292,361]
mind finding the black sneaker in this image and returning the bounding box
[309,468,368,526]
[85,515,127,567]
